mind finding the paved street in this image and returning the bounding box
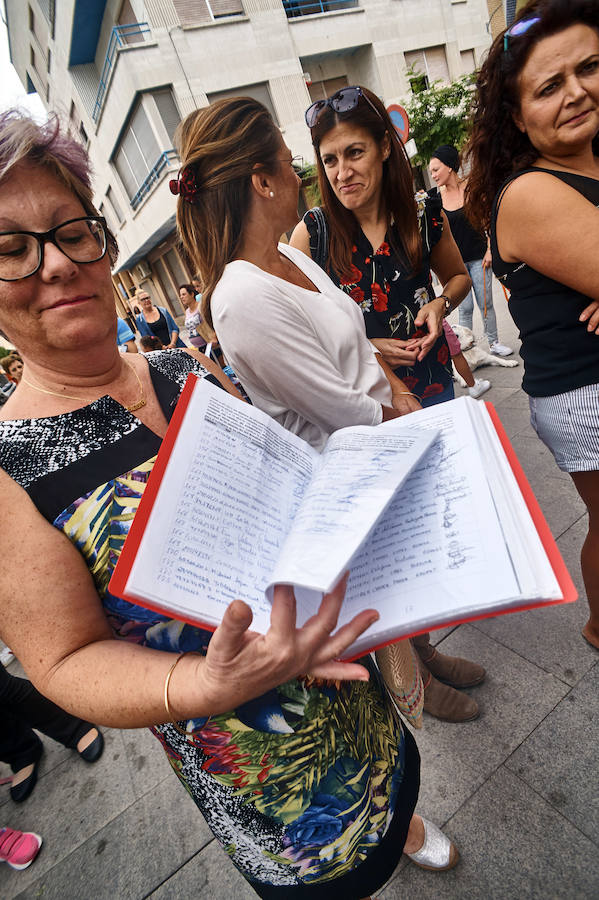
[2,283,598,899]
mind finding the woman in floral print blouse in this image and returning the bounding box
[291,86,487,725]
[291,85,471,407]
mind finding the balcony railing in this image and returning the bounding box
[93,22,151,122]
[283,0,358,17]
[131,149,178,211]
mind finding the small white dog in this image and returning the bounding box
[451,324,519,387]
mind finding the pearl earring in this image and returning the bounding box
[269,191,274,198]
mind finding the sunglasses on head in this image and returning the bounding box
[305,86,383,128]
[503,14,541,52]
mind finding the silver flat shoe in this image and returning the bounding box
[405,817,460,871]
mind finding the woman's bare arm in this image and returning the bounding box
[375,355,422,415]
[0,470,375,728]
[289,220,312,257]
[496,172,599,301]
[416,213,470,361]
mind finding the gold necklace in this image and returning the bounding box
[21,357,147,413]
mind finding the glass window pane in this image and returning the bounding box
[207,82,278,124]
[153,89,181,144]
[114,145,139,199]
[130,104,160,170]
[107,186,124,223]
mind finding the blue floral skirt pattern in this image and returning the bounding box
[0,349,419,897]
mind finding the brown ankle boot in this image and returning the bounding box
[421,665,479,722]
[414,641,486,689]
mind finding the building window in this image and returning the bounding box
[37,0,56,37]
[30,46,37,72]
[207,82,278,124]
[405,46,449,92]
[409,72,429,93]
[106,186,125,224]
[47,48,51,73]
[118,0,149,44]
[112,89,181,205]
[207,0,244,17]
[307,75,348,103]
[460,49,476,74]
[79,123,89,146]
[28,5,35,34]
[283,0,358,18]
[172,0,244,26]
[152,89,181,143]
[99,202,116,237]
[114,102,160,201]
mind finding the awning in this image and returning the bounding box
[115,214,176,273]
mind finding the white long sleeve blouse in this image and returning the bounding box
[211,243,391,450]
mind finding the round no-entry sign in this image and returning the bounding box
[387,104,409,143]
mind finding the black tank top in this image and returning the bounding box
[427,188,487,261]
[443,206,487,262]
[490,166,599,397]
[147,311,171,347]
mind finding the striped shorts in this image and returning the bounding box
[529,383,599,473]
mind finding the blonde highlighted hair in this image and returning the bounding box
[0,109,118,264]
[174,97,282,327]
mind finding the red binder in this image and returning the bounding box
[110,381,577,651]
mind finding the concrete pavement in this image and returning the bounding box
[2,283,598,899]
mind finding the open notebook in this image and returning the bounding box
[110,377,576,659]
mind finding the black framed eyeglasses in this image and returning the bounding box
[503,15,541,52]
[305,86,383,128]
[0,216,108,282]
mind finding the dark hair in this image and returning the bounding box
[464,0,599,232]
[309,86,421,280]
[0,109,118,265]
[174,98,282,327]
[431,145,460,172]
[139,335,163,352]
[179,283,196,294]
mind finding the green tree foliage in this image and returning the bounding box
[404,70,476,167]
[296,161,321,209]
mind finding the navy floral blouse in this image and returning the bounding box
[304,191,452,401]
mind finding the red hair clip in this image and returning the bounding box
[169,166,200,203]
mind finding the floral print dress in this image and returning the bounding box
[304,191,452,401]
[0,350,418,899]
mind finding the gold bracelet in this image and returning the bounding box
[164,651,201,741]
[395,391,420,400]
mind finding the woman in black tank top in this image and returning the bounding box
[463,0,599,652]
[428,145,513,356]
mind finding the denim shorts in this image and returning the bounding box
[529,383,599,473]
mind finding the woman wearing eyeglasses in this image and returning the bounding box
[134,288,186,349]
[172,96,463,895]
[0,111,391,898]
[289,86,485,724]
[465,0,599,651]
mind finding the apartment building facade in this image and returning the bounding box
[6,0,492,320]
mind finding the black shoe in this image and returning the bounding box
[77,728,104,763]
[10,746,43,804]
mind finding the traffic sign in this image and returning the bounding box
[386,104,410,143]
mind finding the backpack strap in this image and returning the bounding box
[307,206,329,270]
